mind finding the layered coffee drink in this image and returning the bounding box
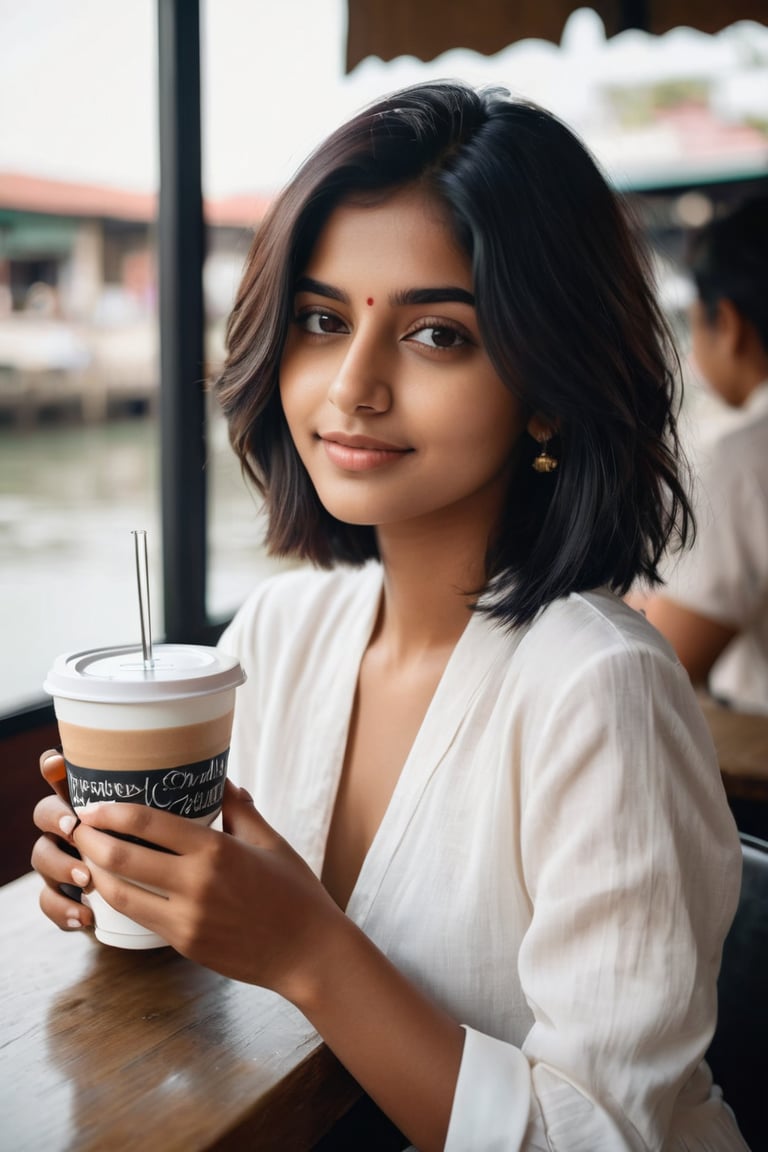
[44,644,246,949]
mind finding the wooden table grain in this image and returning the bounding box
[0,872,361,1151]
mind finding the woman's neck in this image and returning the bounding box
[373,517,489,662]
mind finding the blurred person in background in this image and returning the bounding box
[632,197,768,713]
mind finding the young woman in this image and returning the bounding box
[632,197,768,713]
[32,82,748,1151]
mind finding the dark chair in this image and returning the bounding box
[706,833,768,1150]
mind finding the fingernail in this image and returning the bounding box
[71,867,89,887]
[59,814,78,836]
[66,917,82,930]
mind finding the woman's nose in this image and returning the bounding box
[327,329,392,414]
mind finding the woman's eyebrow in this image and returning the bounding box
[293,278,475,309]
[391,287,475,307]
[294,276,349,303]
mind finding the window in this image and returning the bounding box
[0,0,160,715]
[0,0,347,718]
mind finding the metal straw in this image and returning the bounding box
[132,530,154,669]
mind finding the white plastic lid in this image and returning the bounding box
[44,644,246,704]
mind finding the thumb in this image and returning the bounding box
[40,750,71,804]
[222,778,269,842]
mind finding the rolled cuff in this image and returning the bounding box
[444,1025,533,1151]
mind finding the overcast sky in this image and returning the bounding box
[0,0,348,195]
[1,1,766,196]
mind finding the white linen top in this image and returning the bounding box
[661,382,768,714]
[219,563,748,1151]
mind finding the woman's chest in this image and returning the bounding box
[321,648,453,908]
[248,681,536,1040]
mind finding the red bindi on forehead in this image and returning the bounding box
[366,297,374,306]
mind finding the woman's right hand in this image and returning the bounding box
[30,750,93,932]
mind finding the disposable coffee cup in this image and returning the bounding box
[44,643,246,950]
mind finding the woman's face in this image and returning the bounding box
[279,185,528,541]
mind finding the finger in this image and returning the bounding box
[32,792,90,905]
[40,750,70,803]
[33,830,94,930]
[85,855,171,938]
[76,801,207,855]
[221,780,278,846]
[39,879,94,932]
[221,778,253,834]
[33,792,78,840]
[31,831,91,891]
[74,817,188,894]
[231,779,254,804]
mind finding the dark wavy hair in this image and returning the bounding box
[214,80,692,626]
[687,195,768,351]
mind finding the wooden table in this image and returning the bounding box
[0,872,362,1151]
[700,696,768,804]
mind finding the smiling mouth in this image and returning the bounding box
[318,433,412,472]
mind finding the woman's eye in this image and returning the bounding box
[297,310,347,335]
[407,325,469,350]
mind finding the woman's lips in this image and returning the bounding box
[318,433,412,472]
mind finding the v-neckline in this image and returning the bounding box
[316,567,515,922]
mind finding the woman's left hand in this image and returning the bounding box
[72,781,344,997]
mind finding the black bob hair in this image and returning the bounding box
[215,80,692,626]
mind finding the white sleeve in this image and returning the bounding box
[662,435,768,627]
[446,1028,535,1150]
[445,643,741,1151]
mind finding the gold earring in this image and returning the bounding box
[532,439,558,473]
